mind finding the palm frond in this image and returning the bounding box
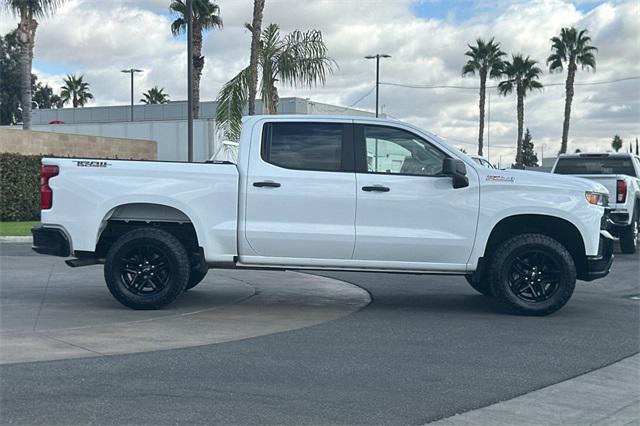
[215,66,251,141]
[277,28,335,88]
[4,0,65,18]
[170,0,222,36]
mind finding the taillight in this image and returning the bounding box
[40,165,59,209]
[616,179,627,204]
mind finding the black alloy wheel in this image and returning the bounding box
[507,250,562,303]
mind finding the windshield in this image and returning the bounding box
[554,157,636,177]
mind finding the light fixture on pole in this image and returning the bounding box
[121,68,143,122]
[186,0,194,162]
[365,54,391,117]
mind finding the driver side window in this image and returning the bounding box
[364,125,447,176]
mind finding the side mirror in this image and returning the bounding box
[442,158,469,189]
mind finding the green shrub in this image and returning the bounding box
[0,153,41,221]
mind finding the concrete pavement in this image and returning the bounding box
[432,354,640,425]
[0,243,370,364]
[1,243,638,424]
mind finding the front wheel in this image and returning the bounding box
[104,228,190,310]
[488,233,576,316]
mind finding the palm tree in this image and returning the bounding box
[141,86,170,104]
[216,23,334,139]
[462,38,505,156]
[547,27,597,154]
[170,0,222,119]
[60,74,93,108]
[4,0,64,129]
[248,0,266,116]
[498,54,543,167]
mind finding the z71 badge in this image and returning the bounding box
[486,175,515,182]
[74,160,111,168]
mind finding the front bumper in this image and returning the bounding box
[31,226,71,257]
[582,230,614,281]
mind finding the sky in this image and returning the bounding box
[1,0,639,164]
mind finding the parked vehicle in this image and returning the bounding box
[469,155,496,168]
[32,115,613,316]
[552,153,640,253]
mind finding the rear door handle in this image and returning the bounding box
[362,185,390,192]
[253,181,281,188]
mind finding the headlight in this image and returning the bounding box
[585,192,607,206]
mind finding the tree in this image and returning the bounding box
[170,0,222,119]
[0,30,22,125]
[216,23,334,139]
[498,54,543,166]
[611,135,622,152]
[462,38,505,157]
[547,27,597,154]
[247,0,265,116]
[60,74,93,108]
[33,80,62,108]
[140,86,170,104]
[3,0,64,129]
[521,128,539,167]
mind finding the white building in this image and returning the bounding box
[28,98,378,162]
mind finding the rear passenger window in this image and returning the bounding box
[262,122,346,172]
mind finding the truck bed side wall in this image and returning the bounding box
[40,158,239,263]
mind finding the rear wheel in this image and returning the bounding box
[488,233,576,316]
[619,213,638,254]
[104,228,190,310]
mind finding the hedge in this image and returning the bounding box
[0,153,41,221]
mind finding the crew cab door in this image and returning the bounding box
[352,124,479,269]
[241,120,356,264]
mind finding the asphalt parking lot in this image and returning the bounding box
[0,242,638,425]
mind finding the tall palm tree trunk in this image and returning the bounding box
[560,62,576,154]
[16,15,37,130]
[477,69,487,156]
[192,20,204,119]
[516,85,525,166]
[248,0,265,115]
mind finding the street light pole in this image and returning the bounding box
[121,69,143,122]
[365,54,391,117]
[186,0,194,162]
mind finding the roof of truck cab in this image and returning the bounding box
[242,114,402,123]
[557,153,638,159]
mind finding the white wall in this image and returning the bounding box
[31,119,217,162]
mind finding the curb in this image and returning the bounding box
[430,353,640,425]
[0,236,32,243]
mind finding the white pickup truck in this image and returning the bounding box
[32,115,614,316]
[552,153,640,253]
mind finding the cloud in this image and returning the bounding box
[1,0,638,162]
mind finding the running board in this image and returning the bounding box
[65,258,104,268]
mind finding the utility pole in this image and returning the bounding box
[187,0,194,162]
[365,54,391,117]
[121,69,143,122]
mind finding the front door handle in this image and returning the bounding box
[362,185,390,192]
[253,181,281,188]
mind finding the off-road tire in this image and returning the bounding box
[464,274,493,297]
[619,212,638,254]
[488,233,576,316]
[104,228,190,310]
